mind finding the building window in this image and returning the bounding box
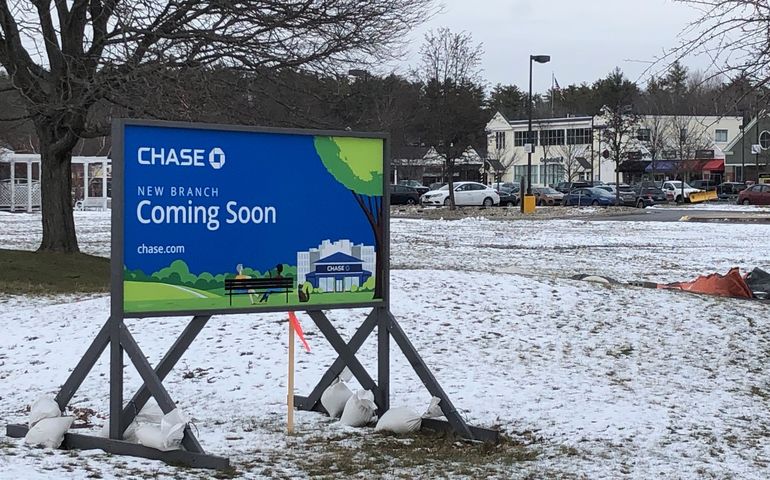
[514,131,538,147]
[760,131,770,149]
[495,131,506,150]
[636,128,651,142]
[540,129,565,146]
[715,129,728,143]
[566,128,592,145]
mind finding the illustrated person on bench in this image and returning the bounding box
[258,264,283,303]
[235,263,257,305]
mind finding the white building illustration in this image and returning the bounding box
[297,239,376,291]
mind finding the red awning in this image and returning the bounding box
[702,159,724,171]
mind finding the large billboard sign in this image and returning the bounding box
[111,120,388,317]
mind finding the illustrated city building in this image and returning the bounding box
[297,239,375,292]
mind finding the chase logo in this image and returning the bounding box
[208,147,225,169]
[137,147,226,170]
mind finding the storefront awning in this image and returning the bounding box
[702,159,724,172]
[646,160,676,173]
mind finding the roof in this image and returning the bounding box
[724,110,765,153]
[485,158,505,170]
[315,252,363,264]
[505,115,593,126]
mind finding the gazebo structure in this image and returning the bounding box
[0,150,110,212]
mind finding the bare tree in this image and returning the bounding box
[0,0,436,252]
[670,115,712,199]
[669,1,770,107]
[487,133,519,183]
[415,28,485,209]
[597,105,640,202]
[555,142,589,183]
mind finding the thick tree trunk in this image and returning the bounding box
[38,146,79,253]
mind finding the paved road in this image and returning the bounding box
[590,207,770,223]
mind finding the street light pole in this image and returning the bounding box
[526,55,550,207]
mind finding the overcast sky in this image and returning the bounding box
[394,0,705,93]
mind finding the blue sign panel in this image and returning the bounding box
[113,121,386,316]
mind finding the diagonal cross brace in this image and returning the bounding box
[386,312,473,440]
[55,319,111,411]
[306,310,381,404]
[294,309,379,413]
[120,322,204,454]
[120,315,211,433]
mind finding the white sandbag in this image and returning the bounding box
[135,409,187,451]
[340,389,377,427]
[136,399,164,425]
[28,396,61,428]
[375,407,422,433]
[135,424,166,450]
[99,420,139,442]
[321,377,353,418]
[24,416,74,448]
[423,397,443,419]
[375,397,442,434]
[99,399,163,441]
[159,409,187,450]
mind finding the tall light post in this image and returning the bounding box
[524,54,550,213]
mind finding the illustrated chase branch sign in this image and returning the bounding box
[113,120,387,317]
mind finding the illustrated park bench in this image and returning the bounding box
[224,277,294,305]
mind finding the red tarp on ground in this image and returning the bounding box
[658,267,754,298]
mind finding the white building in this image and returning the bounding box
[0,150,111,212]
[485,112,742,186]
[297,239,376,286]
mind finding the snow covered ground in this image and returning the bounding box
[1,212,770,479]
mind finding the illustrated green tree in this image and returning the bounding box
[314,136,384,297]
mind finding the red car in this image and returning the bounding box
[737,184,770,205]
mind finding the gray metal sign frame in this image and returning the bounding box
[5,120,497,471]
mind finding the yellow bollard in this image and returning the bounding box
[523,194,537,214]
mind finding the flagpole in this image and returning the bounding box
[287,316,295,434]
[551,71,556,118]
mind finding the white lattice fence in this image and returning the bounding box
[0,181,41,211]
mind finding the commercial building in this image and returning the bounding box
[723,111,770,183]
[485,112,742,186]
[297,239,375,292]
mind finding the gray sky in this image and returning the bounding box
[396,0,705,93]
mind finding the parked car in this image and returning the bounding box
[420,181,500,206]
[596,184,637,206]
[737,184,770,205]
[555,181,592,194]
[689,179,719,191]
[398,180,429,196]
[562,187,618,206]
[717,182,748,198]
[660,181,703,203]
[497,191,519,206]
[428,182,445,191]
[532,186,564,206]
[633,185,668,207]
[389,184,421,205]
[492,182,518,194]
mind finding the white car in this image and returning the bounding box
[420,181,500,207]
[661,181,703,203]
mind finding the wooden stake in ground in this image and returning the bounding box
[288,317,295,434]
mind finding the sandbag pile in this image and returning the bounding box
[24,396,74,448]
[99,399,188,451]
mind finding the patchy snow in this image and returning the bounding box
[1,212,770,478]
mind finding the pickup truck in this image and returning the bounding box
[661,181,703,203]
